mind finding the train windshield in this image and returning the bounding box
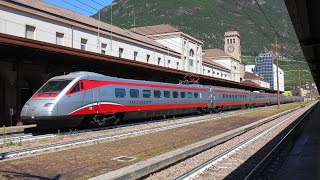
[37,80,72,94]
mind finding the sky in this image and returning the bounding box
[43,0,113,16]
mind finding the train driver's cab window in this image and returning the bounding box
[115,88,126,98]
[143,90,151,98]
[187,92,193,98]
[173,91,178,98]
[70,83,80,93]
[194,92,199,98]
[180,92,186,98]
[154,90,161,98]
[164,91,171,98]
[130,89,139,98]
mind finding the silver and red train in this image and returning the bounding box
[20,72,301,128]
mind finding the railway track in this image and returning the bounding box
[165,102,317,180]
[0,104,287,160]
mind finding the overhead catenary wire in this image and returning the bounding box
[60,0,96,15]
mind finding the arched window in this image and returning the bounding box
[189,49,195,57]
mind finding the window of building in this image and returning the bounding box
[119,48,124,58]
[142,90,151,98]
[81,38,87,50]
[227,39,229,44]
[101,43,107,54]
[176,62,179,69]
[134,51,138,61]
[158,57,161,65]
[25,25,36,39]
[164,91,170,98]
[154,90,161,98]
[115,88,126,98]
[233,39,235,43]
[130,89,139,98]
[189,59,194,67]
[56,32,64,45]
[146,54,150,63]
[208,70,210,74]
[189,49,195,57]
[180,92,186,98]
[173,91,178,98]
[168,60,171,66]
[187,92,193,98]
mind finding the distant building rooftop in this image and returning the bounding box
[243,72,261,80]
[203,58,230,71]
[131,24,180,36]
[241,80,260,87]
[203,49,231,59]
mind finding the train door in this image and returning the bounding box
[92,80,101,114]
[209,87,215,109]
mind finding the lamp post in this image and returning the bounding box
[275,36,280,108]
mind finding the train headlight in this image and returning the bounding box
[43,103,55,107]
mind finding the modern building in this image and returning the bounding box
[254,53,284,91]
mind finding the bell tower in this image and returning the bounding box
[224,31,241,62]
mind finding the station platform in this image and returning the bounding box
[276,102,320,180]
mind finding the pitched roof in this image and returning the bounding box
[131,24,180,36]
[7,0,178,54]
[241,80,260,87]
[203,49,230,58]
[243,72,261,80]
[203,58,230,71]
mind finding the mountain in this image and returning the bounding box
[92,0,313,90]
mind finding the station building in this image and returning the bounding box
[131,24,203,74]
[203,31,244,83]
[0,0,271,125]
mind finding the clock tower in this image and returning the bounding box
[224,31,241,62]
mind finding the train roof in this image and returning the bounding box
[51,71,208,89]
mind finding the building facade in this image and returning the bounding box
[132,24,203,74]
[254,53,284,91]
[203,48,243,82]
[0,0,184,71]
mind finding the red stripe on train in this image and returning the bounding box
[69,103,208,115]
[32,94,58,98]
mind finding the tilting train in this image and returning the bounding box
[20,72,301,128]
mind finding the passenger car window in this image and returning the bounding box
[70,83,80,93]
[154,90,161,98]
[180,92,186,98]
[194,92,199,98]
[173,91,178,98]
[164,91,171,98]
[187,92,192,98]
[130,89,139,98]
[115,88,126,98]
[142,90,151,98]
